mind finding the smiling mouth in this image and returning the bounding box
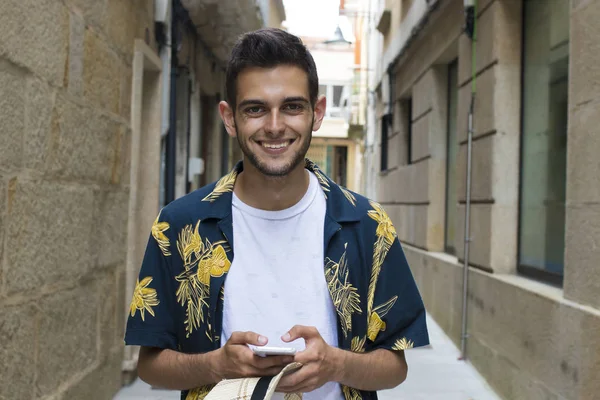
[258,139,294,149]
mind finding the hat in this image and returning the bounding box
[204,363,303,400]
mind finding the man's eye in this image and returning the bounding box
[284,104,303,111]
[246,106,263,114]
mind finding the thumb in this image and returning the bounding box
[282,325,318,342]
[229,331,268,346]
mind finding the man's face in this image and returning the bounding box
[220,65,326,177]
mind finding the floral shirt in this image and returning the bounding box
[125,159,430,400]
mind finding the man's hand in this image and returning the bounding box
[276,325,343,393]
[211,331,294,380]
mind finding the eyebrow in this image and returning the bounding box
[237,96,310,109]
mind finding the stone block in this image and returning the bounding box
[455,204,491,270]
[458,0,522,86]
[489,205,518,274]
[411,71,433,119]
[413,161,429,204]
[564,204,600,309]
[98,269,119,357]
[413,205,428,249]
[426,158,446,251]
[36,284,97,395]
[411,114,430,162]
[386,133,402,171]
[570,0,600,107]
[395,204,413,245]
[457,134,494,203]
[0,178,6,286]
[60,348,123,400]
[5,179,94,294]
[65,0,108,30]
[457,67,495,143]
[93,188,129,268]
[468,333,563,400]
[121,64,133,119]
[121,127,132,186]
[0,305,36,400]
[67,11,85,96]
[0,63,26,170]
[0,0,69,86]
[83,29,121,113]
[24,77,57,171]
[580,311,600,398]
[567,101,600,204]
[107,0,153,60]
[47,95,120,183]
[469,273,600,399]
[116,266,127,346]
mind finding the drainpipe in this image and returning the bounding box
[165,0,178,204]
[460,0,477,361]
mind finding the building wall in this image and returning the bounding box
[0,0,158,399]
[373,0,600,399]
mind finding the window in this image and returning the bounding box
[320,83,348,118]
[445,60,459,254]
[380,113,392,171]
[518,0,569,285]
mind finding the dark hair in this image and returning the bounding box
[225,28,319,110]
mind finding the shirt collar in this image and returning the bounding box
[200,159,361,223]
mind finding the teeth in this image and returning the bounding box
[262,141,290,149]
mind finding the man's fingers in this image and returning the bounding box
[229,331,268,346]
[282,325,319,342]
[276,367,311,392]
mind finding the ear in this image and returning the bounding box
[311,95,327,132]
[219,101,237,137]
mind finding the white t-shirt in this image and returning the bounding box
[221,171,343,400]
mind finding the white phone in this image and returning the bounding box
[251,345,297,357]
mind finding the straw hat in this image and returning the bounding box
[204,363,303,400]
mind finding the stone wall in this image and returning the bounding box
[375,0,600,399]
[0,0,157,398]
[564,0,600,311]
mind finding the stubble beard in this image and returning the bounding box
[234,117,313,177]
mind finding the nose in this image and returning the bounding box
[264,109,285,136]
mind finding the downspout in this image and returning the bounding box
[460,0,477,361]
[165,0,178,204]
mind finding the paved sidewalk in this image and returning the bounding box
[113,314,501,400]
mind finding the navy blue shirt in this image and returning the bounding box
[125,159,430,400]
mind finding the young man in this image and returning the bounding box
[125,28,429,400]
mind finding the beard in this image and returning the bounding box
[234,118,313,177]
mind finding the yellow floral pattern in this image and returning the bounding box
[202,169,237,202]
[152,211,171,257]
[129,277,159,321]
[340,186,357,206]
[324,244,361,338]
[185,385,214,400]
[342,386,363,400]
[392,337,415,351]
[350,335,366,353]
[175,221,230,338]
[367,296,398,341]
[366,201,398,341]
[305,159,331,197]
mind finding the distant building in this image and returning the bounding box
[368,0,600,399]
[300,0,368,193]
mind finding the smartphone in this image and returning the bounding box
[250,345,297,357]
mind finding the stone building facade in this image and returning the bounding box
[367,0,600,399]
[0,0,284,399]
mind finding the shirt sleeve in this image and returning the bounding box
[366,228,430,352]
[124,209,178,350]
